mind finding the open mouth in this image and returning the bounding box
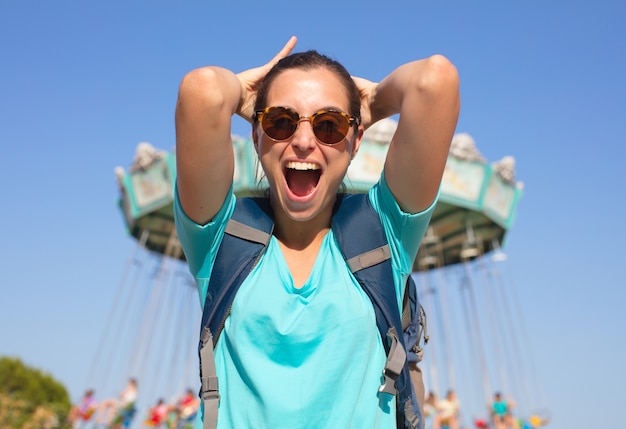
[284,161,321,197]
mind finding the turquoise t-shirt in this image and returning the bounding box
[174,175,436,429]
[493,400,508,416]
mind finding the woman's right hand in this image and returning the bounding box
[236,36,298,122]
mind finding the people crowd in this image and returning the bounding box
[67,380,199,429]
[405,388,548,429]
[69,380,549,429]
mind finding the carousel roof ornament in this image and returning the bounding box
[363,118,398,145]
[492,155,518,186]
[449,133,486,163]
[130,142,167,172]
[115,142,169,188]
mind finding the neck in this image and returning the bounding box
[268,190,340,248]
[273,212,331,250]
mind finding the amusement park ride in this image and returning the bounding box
[86,119,548,428]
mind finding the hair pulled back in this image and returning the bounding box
[254,50,361,121]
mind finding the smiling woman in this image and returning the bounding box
[173,36,460,429]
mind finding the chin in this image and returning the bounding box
[293,196,340,225]
[281,200,321,222]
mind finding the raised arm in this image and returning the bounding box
[357,55,460,214]
[175,37,297,224]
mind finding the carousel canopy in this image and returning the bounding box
[115,121,523,269]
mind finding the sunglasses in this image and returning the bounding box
[253,106,360,146]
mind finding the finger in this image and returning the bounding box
[352,76,375,90]
[267,36,298,66]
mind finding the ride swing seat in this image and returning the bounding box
[78,406,97,422]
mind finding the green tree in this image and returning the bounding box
[0,356,71,429]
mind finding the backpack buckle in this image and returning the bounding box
[379,367,400,395]
[378,327,406,395]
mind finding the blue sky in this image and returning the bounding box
[1,2,625,428]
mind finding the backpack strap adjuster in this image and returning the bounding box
[199,327,220,429]
[201,376,219,400]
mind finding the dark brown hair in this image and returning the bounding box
[254,50,361,121]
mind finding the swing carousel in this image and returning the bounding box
[84,119,548,429]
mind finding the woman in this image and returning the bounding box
[174,36,459,428]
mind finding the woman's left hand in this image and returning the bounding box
[352,76,379,130]
[236,36,298,122]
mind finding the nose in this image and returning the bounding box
[290,118,317,151]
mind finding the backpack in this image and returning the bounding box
[198,193,428,429]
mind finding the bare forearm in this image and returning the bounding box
[370,55,458,124]
[173,38,297,224]
[175,66,242,224]
[378,55,460,213]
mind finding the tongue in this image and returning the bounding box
[286,169,319,197]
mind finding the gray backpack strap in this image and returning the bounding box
[346,244,390,272]
[333,194,425,429]
[224,219,272,245]
[200,327,219,429]
[378,326,407,395]
[198,198,274,429]
[346,241,406,398]
[200,217,272,429]
[405,398,420,429]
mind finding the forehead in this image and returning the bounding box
[266,67,350,112]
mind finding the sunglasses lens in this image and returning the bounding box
[259,107,353,145]
[262,108,299,141]
[312,111,349,145]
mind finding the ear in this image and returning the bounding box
[349,125,364,161]
[252,123,261,154]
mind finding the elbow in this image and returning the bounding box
[179,67,224,92]
[177,67,232,113]
[414,55,460,100]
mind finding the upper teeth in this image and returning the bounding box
[286,162,319,171]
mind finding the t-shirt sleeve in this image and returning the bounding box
[368,171,438,308]
[173,185,235,306]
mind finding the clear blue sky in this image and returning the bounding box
[1,2,625,428]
